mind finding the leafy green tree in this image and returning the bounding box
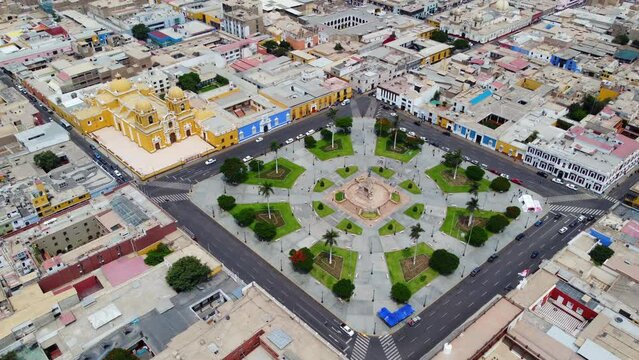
[304,136,316,148]
[332,279,355,300]
[589,245,614,265]
[335,117,353,133]
[214,74,229,85]
[322,229,339,264]
[248,159,264,172]
[0,351,18,360]
[258,182,275,219]
[409,223,424,265]
[279,40,292,50]
[217,195,236,211]
[144,243,171,266]
[505,206,521,219]
[442,149,463,179]
[431,30,449,43]
[289,248,314,273]
[391,283,411,303]
[321,128,332,141]
[453,39,470,50]
[234,208,255,227]
[374,118,391,136]
[429,249,459,275]
[490,177,511,192]
[612,34,629,45]
[34,150,61,172]
[465,197,479,227]
[131,24,150,41]
[165,256,210,292]
[177,72,201,93]
[255,221,277,241]
[486,214,509,233]
[465,226,488,247]
[334,43,344,51]
[220,157,248,184]
[465,166,485,181]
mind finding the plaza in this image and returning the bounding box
[190,116,546,334]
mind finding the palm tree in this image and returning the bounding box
[392,114,400,150]
[466,197,479,227]
[469,181,480,197]
[442,149,463,179]
[410,223,425,265]
[322,229,339,264]
[328,108,337,149]
[259,182,275,219]
[270,141,280,174]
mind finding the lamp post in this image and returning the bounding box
[280,258,283,271]
[321,290,324,303]
[280,238,283,253]
[461,265,466,278]
[494,236,501,252]
[372,289,375,302]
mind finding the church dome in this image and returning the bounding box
[109,77,132,93]
[167,86,185,100]
[135,99,153,113]
[494,0,510,11]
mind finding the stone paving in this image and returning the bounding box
[190,115,547,335]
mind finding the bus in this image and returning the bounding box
[59,119,72,130]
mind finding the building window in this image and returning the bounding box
[148,116,154,124]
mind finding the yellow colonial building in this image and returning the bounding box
[69,76,236,153]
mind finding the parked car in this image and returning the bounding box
[255,136,264,143]
[296,134,305,140]
[487,254,499,262]
[488,168,500,175]
[407,316,421,327]
[551,177,563,184]
[577,215,586,222]
[399,127,407,132]
[515,233,525,241]
[530,251,539,259]
[511,178,523,185]
[536,171,548,178]
[242,155,253,163]
[441,146,450,152]
[463,156,470,162]
[558,227,568,234]
[471,160,479,165]
[113,170,122,177]
[285,138,294,144]
[443,131,451,136]
[470,267,481,277]
[341,99,351,106]
[587,215,595,222]
[340,323,355,336]
[407,131,416,137]
[534,220,544,227]
[566,183,578,191]
[305,129,315,136]
[89,144,97,151]
[419,136,427,142]
[480,163,488,169]
[500,173,510,180]
[390,112,397,117]
[205,158,216,165]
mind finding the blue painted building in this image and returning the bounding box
[550,49,581,72]
[234,99,290,142]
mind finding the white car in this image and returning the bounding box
[566,183,578,191]
[296,134,305,140]
[551,177,563,184]
[205,158,216,165]
[441,146,450,152]
[113,170,122,177]
[500,173,510,180]
[390,112,397,117]
[285,138,294,145]
[341,99,351,106]
[463,156,470,162]
[471,160,479,165]
[255,136,264,143]
[419,136,427,142]
[399,127,407,133]
[340,323,355,337]
[242,156,253,163]
[480,163,488,169]
[407,131,416,137]
[305,129,315,136]
[558,227,568,234]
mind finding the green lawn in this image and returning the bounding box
[307,133,354,160]
[399,180,421,194]
[336,219,363,235]
[379,219,405,236]
[440,206,501,241]
[313,178,335,192]
[371,166,395,179]
[336,166,358,178]
[244,158,305,188]
[230,202,301,240]
[385,243,438,293]
[309,242,358,289]
[375,136,420,162]
[404,203,425,220]
[313,201,335,218]
[425,164,490,193]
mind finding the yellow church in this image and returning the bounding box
[70,75,237,152]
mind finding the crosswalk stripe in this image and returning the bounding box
[549,204,605,216]
[150,193,190,204]
[379,334,402,360]
[350,335,369,360]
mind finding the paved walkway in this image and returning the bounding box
[190,115,546,334]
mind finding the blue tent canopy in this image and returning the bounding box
[589,229,612,247]
[377,304,415,327]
